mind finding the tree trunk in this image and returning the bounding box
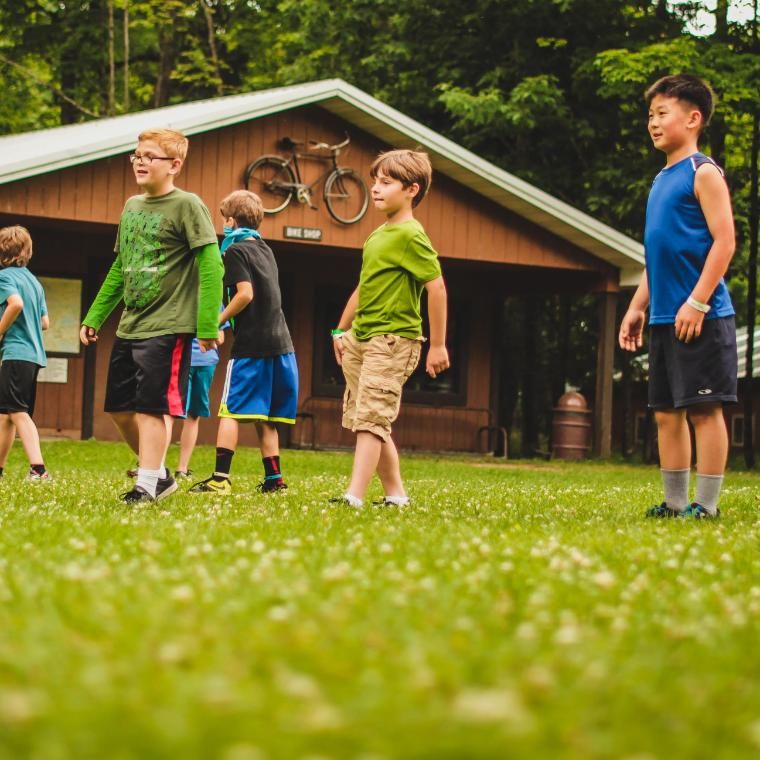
[123,1,130,110]
[107,0,115,115]
[744,7,759,467]
[709,0,730,167]
[715,0,729,39]
[200,0,223,96]
[154,9,179,107]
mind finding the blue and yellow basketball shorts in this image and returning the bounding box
[219,352,299,423]
[180,364,216,419]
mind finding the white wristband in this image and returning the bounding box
[686,296,711,314]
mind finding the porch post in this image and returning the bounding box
[594,291,619,457]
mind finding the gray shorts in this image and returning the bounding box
[648,316,737,409]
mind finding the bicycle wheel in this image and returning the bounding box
[243,155,296,214]
[323,168,369,224]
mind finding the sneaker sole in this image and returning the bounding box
[189,485,231,495]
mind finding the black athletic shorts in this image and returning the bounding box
[104,334,192,417]
[0,359,40,415]
[648,316,737,410]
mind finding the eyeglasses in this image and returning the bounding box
[128,153,174,165]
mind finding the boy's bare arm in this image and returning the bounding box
[333,287,359,366]
[674,165,736,343]
[619,272,650,352]
[218,281,253,325]
[0,294,23,339]
[337,287,359,331]
[424,276,450,378]
[41,315,50,331]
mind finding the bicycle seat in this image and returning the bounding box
[277,136,301,149]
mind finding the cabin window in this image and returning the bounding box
[312,291,467,405]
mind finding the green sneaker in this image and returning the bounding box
[645,502,681,518]
[188,475,231,495]
[680,502,720,519]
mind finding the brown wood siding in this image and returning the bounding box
[0,103,623,452]
[0,106,614,279]
[292,397,491,452]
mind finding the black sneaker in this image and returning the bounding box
[680,502,721,519]
[174,469,193,480]
[257,479,288,493]
[121,486,154,504]
[155,474,178,501]
[645,502,681,518]
[371,497,410,507]
[328,495,363,508]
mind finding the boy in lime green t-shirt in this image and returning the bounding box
[332,149,449,508]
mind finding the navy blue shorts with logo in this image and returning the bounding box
[648,316,737,410]
[0,359,40,415]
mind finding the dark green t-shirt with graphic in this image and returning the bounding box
[88,189,218,339]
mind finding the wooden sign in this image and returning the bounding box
[283,226,322,242]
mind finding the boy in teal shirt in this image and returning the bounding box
[333,149,449,508]
[0,225,50,481]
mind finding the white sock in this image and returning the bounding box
[695,473,723,515]
[344,493,363,508]
[661,468,690,513]
[136,467,163,498]
[384,495,409,506]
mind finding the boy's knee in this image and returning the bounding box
[654,409,684,427]
[688,403,723,424]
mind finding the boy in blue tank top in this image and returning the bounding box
[619,74,737,519]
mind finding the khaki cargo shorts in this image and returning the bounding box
[341,330,423,441]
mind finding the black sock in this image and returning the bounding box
[262,455,284,485]
[215,448,234,478]
[30,463,46,475]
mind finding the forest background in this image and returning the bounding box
[0,0,758,458]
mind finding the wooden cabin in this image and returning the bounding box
[0,80,644,456]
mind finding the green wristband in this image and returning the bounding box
[331,328,346,337]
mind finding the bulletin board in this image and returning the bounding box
[37,276,83,355]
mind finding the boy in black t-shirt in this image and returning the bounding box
[190,191,298,495]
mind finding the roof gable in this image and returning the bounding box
[0,79,643,285]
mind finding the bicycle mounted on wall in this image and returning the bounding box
[243,134,369,225]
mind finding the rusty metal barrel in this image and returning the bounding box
[551,391,592,460]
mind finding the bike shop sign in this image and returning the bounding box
[283,225,322,242]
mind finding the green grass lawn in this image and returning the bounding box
[1,441,759,759]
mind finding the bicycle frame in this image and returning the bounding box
[278,148,342,207]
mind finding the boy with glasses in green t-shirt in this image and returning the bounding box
[332,149,449,508]
[80,128,223,504]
